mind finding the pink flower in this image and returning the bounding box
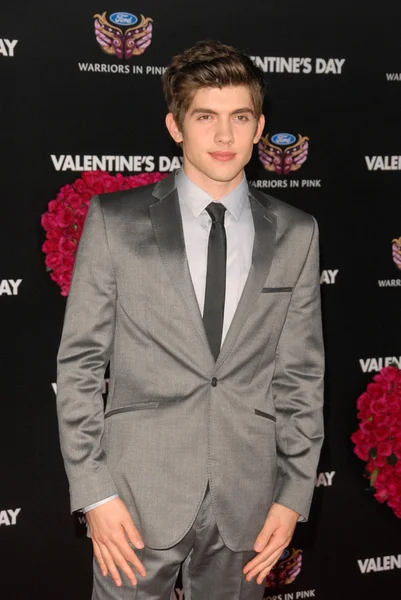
[352,364,401,519]
[376,442,393,457]
[371,398,389,415]
[374,487,388,503]
[372,426,389,441]
[372,454,387,467]
[351,429,368,445]
[45,252,62,270]
[65,193,83,209]
[58,237,77,255]
[42,170,168,296]
[41,212,58,231]
[48,199,60,213]
[54,206,74,227]
[61,254,75,269]
[42,239,58,253]
[353,444,371,461]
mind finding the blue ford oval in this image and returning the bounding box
[271,133,296,145]
[109,12,138,26]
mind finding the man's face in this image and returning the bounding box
[166,85,265,188]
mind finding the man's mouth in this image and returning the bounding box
[209,151,236,161]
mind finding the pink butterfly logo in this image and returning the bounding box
[258,134,309,175]
[392,237,401,270]
[93,12,153,59]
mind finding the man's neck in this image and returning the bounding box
[182,164,244,201]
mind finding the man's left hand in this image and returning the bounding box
[243,503,299,584]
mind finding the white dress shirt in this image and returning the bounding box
[82,168,255,513]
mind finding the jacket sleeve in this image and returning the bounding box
[271,216,325,520]
[56,196,118,513]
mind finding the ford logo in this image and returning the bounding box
[271,133,296,146]
[109,12,138,26]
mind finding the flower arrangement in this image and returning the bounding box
[41,170,167,296]
[351,365,401,518]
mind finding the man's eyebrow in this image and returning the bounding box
[231,107,255,115]
[190,108,218,116]
[190,107,255,116]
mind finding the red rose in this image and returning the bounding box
[45,252,62,270]
[41,212,58,231]
[357,392,371,411]
[371,397,388,415]
[352,364,401,518]
[373,414,395,427]
[372,426,390,441]
[46,227,64,239]
[351,429,368,445]
[386,395,401,414]
[81,191,93,204]
[376,442,393,457]
[73,179,86,192]
[42,239,58,253]
[360,420,376,435]
[48,199,61,213]
[58,237,77,254]
[374,365,401,384]
[367,382,386,398]
[374,487,388,503]
[42,170,168,296]
[61,254,75,269]
[54,206,74,227]
[81,172,98,187]
[372,454,387,467]
[65,193,83,209]
[353,444,371,461]
[91,182,106,194]
[59,271,72,283]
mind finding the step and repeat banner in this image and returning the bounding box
[1,1,401,598]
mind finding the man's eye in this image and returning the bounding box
[198,115,211,121]
[236,115,249,122]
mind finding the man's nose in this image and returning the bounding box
[214,118,234,145]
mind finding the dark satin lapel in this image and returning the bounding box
[149,184,214,362]
[215,192,277,371]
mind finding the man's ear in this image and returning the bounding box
[253,114,265,144]
[165,113,183,144]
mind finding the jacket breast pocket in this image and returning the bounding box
[262,287,293,293]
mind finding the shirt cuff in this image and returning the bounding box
[82,494,119,513]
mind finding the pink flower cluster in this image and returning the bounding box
[41,170,167,296]
[351,366,401,518]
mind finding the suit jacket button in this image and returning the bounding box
[211,377,218,387]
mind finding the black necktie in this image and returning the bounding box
[203,202,227,361]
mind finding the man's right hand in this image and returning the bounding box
[85,497,147,587]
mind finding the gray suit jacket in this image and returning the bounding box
[56,173,324,551]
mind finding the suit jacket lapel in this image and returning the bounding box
[215,188,277,371]
[151,176,277,370]
[150,175,214,363]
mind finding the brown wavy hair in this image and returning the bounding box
[163,40,265,129]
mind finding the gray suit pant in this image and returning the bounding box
[92,484,266,600]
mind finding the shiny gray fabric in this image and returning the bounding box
[56,172,325,551]
[91,485,265,600]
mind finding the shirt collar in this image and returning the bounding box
[175,167,248,221]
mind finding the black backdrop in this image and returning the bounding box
[2,1,401,598]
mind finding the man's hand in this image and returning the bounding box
[243,503,299,585]
[85,497,147,587]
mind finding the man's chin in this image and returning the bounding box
[203,164,244,184]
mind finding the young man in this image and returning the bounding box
[57,41,324,600]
